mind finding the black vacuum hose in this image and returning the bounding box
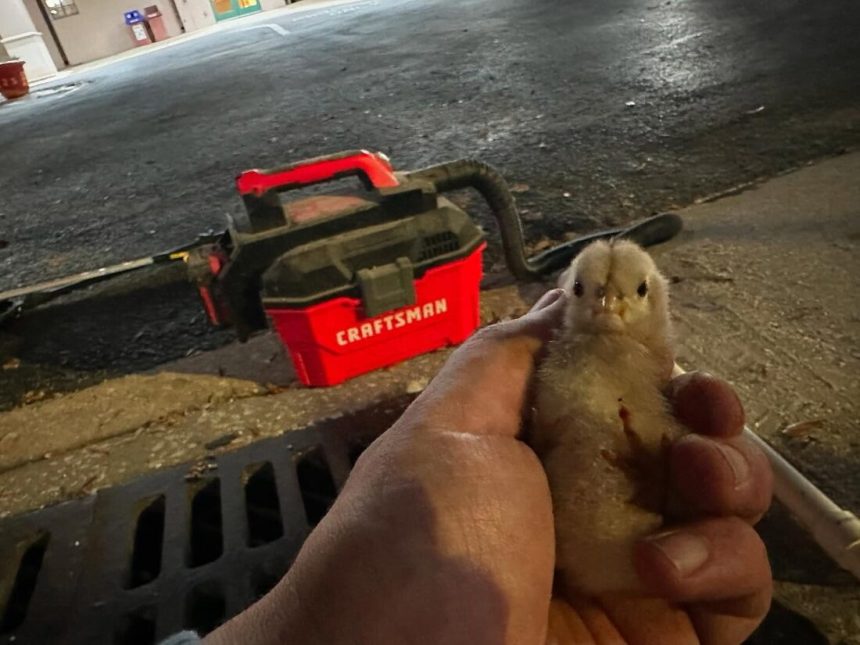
[406,159,683,281]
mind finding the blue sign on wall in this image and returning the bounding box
[124,10,144,25]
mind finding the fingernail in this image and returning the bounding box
[530,289,564,312]
[666,371,712,399]
[714,442,751,488]
[647,530,710,576]
[665,371,695,400]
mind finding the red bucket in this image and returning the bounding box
[0,60,29,100]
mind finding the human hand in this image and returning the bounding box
[206,289,772,645]
[549,367,774,645]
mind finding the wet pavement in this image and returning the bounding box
[2,0,859,294]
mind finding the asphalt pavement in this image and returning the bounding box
[1,0,859,292]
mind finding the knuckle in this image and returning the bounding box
[466,322,523,354]
[470,321,513,343]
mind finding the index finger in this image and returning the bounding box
[394,289,567,437]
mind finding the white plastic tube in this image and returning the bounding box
[674,364,860,581]
[741,427,860,580]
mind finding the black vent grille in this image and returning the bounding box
[418,232,460,261]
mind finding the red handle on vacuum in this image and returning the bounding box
[236,150,399,197]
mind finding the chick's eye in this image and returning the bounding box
[637,281,648,297]
[573,281,584,297]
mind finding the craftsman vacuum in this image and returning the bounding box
[187,150,681,386]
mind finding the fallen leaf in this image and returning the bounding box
[22,390,47,404]
[2,358,21,370]
[205,432,240,450]
[406,379,429,394]
[781,419,825,438]
[531,238,553,252]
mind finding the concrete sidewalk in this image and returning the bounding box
[666,155,859,511]
[0,152,858,640]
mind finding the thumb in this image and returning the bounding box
[505,288,567,344]
[396,289,567,437]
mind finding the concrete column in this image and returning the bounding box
[0,0,58,80]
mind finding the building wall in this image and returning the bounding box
[8,0,290,70]
[51,0,184,65]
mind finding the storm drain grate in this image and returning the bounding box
[243,463,284,547]
[127,496,165,589]
[1,532,49,633]
[0,396,410,644]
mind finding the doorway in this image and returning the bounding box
[210,0,261,21]
[32,0,70,68]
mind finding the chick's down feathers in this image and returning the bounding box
[531,240,684,595]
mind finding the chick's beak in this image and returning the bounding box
[594,288,626,319]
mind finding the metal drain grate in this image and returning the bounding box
[0,397,410,644]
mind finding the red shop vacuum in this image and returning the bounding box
[0,150,681,386]
[186,150,682,386]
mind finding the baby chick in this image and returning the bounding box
[531,239,683,595]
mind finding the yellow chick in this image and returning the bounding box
[531,239,683,595]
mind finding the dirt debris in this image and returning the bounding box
[0,373,263,471]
